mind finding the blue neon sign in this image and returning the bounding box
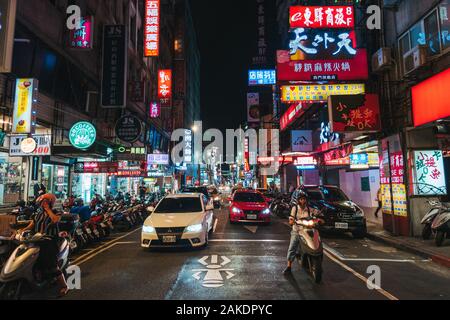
[248,69,276,86]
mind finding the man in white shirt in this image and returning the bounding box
[283,191,322,274]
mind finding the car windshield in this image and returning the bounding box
[181,187,209,197]
[154,197,203,213]
[233,192,265,203]
[306,188,349,202]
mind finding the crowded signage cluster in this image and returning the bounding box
[281,83,365,103]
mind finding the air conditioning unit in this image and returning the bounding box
[372,47,392,72]
[403,45,428,75]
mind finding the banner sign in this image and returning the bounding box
[247,93,260,123]
[289,28,357,60]
[291,130,313,152]
[101,25,127,108]
[9,135,51,156]
[184,129,192,164]
[328,94,381,133]
[412,150,447,195]
[69,16,93,49]
[69,121,97,150]
[144,0,160,57]
[12,79,38,134]
[277,49,368,81]
[158,69,172,107]
[290,6,355,29]
[74,162,118,174]
[281,83,365,103]
[322,144,353,166]
[150,101,161,118]
[0,0,17,72]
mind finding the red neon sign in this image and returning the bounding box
[158,70,172,106]
[280,103,309,131]
[412,68,450,127]
[277,49,368,81]
[69,16,93,49]
[144,0,160,57]
[290,6,354,29]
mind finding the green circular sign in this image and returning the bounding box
[69,121,97,150]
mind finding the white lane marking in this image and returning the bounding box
[213,218,219,233]
[324,250,399,301]
[323,244,430,263]
[209,239,287,242]
[243,226,258,234]
[71,227,142,265]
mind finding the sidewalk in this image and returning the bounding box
[362,207,450,268]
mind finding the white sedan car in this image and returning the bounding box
[141,193,214,248]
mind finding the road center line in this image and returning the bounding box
[324,250,399,301]
[209,239,287,242]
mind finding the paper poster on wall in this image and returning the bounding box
[412,150,447,195]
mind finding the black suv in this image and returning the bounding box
[301,185,367,238]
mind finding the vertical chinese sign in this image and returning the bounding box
[412,151,447,195]
[158,69,172,107]
[12,79,38,134]
[144,0,160,57]
[69,16,93,49]
[150,101,160,118]
[379,134,408,236]
[252,0,267,65]
[101,25,127,108]
[0,0,16,72]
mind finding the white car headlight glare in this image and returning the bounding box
[185,224,203,233]
[143,225,155,234]
[262,208,271,215]
[232,207,242,214]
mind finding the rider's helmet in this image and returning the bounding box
[36,193,57,208]
[74,198,84,207]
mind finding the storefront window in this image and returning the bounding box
[424,11,441,55]
[0,154,24,205]
[42,164,69,200]
[72,173,107,203]
[440,0,450,51]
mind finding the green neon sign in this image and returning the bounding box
[69,121,96,150]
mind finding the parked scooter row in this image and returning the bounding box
[421,200,450,246]
[270,194,293,218]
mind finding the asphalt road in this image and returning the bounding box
[26,207,450,300]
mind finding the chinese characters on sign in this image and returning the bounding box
[12,79,38,134]
[9,135,51,156]
[290,6,355,29]
[248,70,276,86]
[150,102,160,118]
[277,49,368,81]
[289,28,357,59]
[413,151,447,195]
[184,129,192,164]
[147,154,169,165]
[69,16,93,49]
[328,94,381,133]
[144,0,160,57]
[101,25,127,108]
[281,83,365,103]
[252,0,267,65]
[158,69,172,107]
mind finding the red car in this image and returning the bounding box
[229,190,271,224]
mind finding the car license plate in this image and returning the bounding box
[335,222,349,229]
[247,214,257,220]
[162,236,176,243]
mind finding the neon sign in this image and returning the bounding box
[290,6,354,29]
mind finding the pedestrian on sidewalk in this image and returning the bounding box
[374,187,382,218]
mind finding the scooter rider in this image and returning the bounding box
[283,191,322,274]
[18,187,69,296]
[70,198,92,223]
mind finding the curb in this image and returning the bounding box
[366,232,450,269]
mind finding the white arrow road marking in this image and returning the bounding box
[225,271,235,280]
[211,255,218,264]
[243,226,258,233]
[192,272,202,280]
[198,256,209,266]
[221,255,231,266]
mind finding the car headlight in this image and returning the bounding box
[355,210,365,217]
[262,208,271,215]
[142,225,155,234]
[232,207,242,214]
[185,224,203,233]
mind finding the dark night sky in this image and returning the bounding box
[190,0,256,131]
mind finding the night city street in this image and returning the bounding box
[0,0,450,307]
